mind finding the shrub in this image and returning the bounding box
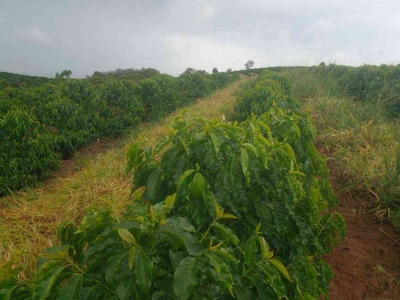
[98,80,144,136]
[233,71,298,122]
[0,109,59,196]
[178,73,212,100]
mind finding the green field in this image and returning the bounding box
[1,66,399,299]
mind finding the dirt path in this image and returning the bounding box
[324,159,400,300]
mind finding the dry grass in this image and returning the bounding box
[302,96,400,217]
[0,79,248,275]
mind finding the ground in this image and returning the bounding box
[324,156,400,300]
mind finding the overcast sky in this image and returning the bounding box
[1,0,400,78]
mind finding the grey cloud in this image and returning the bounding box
[14,27,52,45]
[1,0,400,77]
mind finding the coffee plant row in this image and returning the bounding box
[313,63,400,115]
[88,68,161,84]
[0,72,52,89]
[0,70,239,196]
[0,71,345,299]
[268,64,400,117]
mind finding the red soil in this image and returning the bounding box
[42,137,122,184]
[324,160,400,300]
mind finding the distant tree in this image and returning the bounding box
[89,71,105,84]
[55,70,72,80]
[181,68,196,76]
[139,68,160,78]
[227,68,233,74]
[92,71,104,77]
[245,60,254,70]
[212,67,219,74]
[195,70,208,75]
[319,62,326,67]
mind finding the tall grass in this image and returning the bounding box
[280,67,344,100]
[281,67,400,225]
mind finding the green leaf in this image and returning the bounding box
[57,275,83,300]
[126,143,142,173]
[244,236,256,268]
[157,217,202,256]
[281,143,295,162]
[315,259,333,297]
[257,262,287,298]
[178,138,190,156]
[145,168,162,200]
[164,193,176,207]
[175,216,196,232]
[191,172,205,197]
[233,286,255,300]
[134,249,153,292]
[256,120,272,138]
[106,249,135,300]
[268,258,292,282]
[242,143,258,157]
[210,133,221,154]
[334,212,346,241]
[249,277,276,300]
[292,259,318,294]
[310,188,322,206]
[78,286,97,300]
[33,265,71,300]
[116,278,134,300]
[36,246,70,274]
[177,170,196,191]
[169,250,185,269]
[207,252,234,296]
[257,236,270,258]
[0,286,20,300]
[213,223,239,246]
[129,247,136,269]
[117,228,136,245]
[255,223,262,234]
[240,148,250,184]
[189,192,206,227]
[105,250,127,288]
[273,198,288,234]
[173,257,198,300]
[220,213,238,220]
[153,136,172,156]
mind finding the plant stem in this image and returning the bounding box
[200,220,216,243]
[316,213,334,238]
[67,260,118,296]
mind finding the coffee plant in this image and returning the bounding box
[0,73,344,299]
[0,70,239,196]
[0,71,51,89]
[0,109,59,196]
[98,80,144,136]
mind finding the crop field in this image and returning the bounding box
[0,70,239,197]
[0,67,399,299]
